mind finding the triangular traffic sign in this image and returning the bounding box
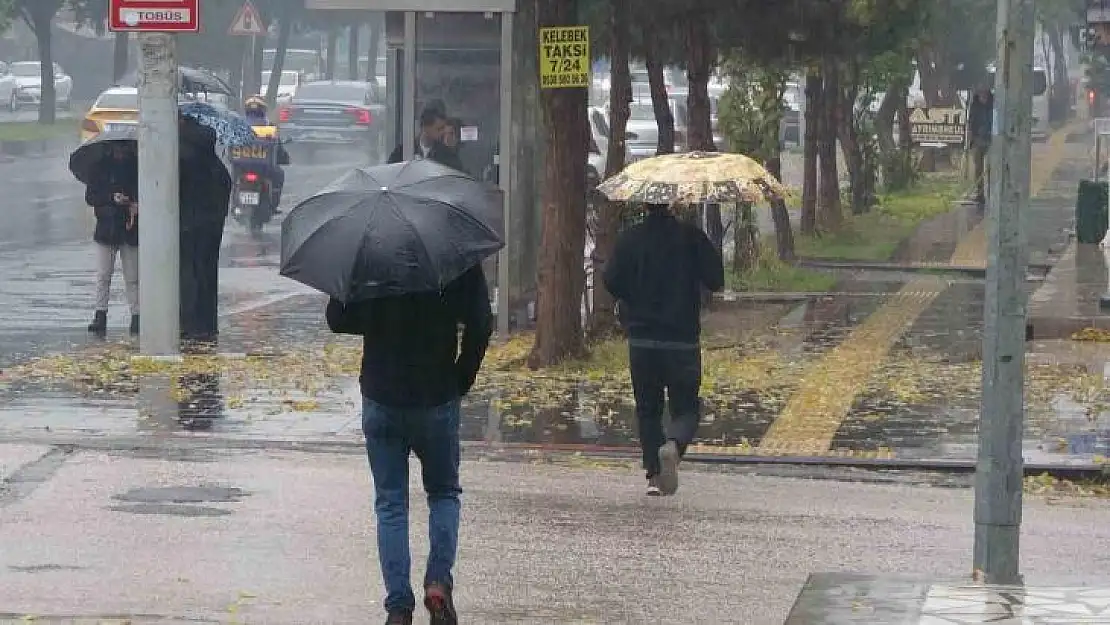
[229,0,264,36]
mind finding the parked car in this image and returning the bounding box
[80,86,139,143]
[9,61,72,109]
[260,70,300,103]
[276,80,386,159]
[0,62,18,112]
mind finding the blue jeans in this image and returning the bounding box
[362,396,462,613]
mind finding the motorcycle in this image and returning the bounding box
[229,131,290,234]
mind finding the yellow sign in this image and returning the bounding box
[230,144,270,160]
[539,26,590,89]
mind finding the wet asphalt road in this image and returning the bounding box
[0,148,356,364]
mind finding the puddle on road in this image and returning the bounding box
[112,486,250,504]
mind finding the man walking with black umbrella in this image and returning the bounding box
[325,264,491,625]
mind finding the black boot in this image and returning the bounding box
[129,314,139,336]
[87,310,107,337]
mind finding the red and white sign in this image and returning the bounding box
[109,0,199,33]
[228,0,265,36]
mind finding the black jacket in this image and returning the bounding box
[325,264,493,408]
[84,155,139,247]
[602,211,724,345]
[179,119,232,232]
[969,93,994,142]
[387,140,466,173]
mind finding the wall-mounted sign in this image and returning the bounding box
[539,26,590,89]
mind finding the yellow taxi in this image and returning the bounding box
[80,86,139,143]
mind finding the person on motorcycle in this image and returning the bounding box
[242,96,287,210]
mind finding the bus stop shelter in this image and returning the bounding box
[305,0,540,335]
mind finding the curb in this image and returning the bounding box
[2,432,1106,481]
[0,135,72,159]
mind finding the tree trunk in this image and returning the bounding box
[645,47,675,154]
[875,87,898,179]
[801,70,820,235]
[588,0,630,339]
[755,70,794,259]
[895,83,913,183]
[265,12,294,107]
[347,25,360,80]
[34,15,55,124]
[684,13,715,152]
[366,17,382,81]
[1047,24,1069,123]
[836,62,866,214]
[817,57,842,230]
[325,28,339,80]
[112,31,129,83]
[732,202,759,272]
[528,0,589,369]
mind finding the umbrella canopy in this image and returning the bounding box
[280,159,504,302]
[179,101,256,147]
[118,66,233,96]
[68,126,138,185]
[596,151,789,205]
[68,116,232,187]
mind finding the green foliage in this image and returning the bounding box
[727,246,838,292]
[793,174,963,261]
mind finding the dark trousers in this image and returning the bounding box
[628,345,702,477]
[180,223,225,340]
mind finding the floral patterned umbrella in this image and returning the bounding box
[596,151,789,205]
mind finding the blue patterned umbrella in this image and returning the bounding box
[179,101,256,147]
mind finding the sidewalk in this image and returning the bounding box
[3,443,1110,624]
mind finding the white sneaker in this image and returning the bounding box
[646,476,661,496]
[657,441,680,496]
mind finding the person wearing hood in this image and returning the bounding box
[83,142,139,337]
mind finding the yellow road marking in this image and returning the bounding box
[758,123,1079,454]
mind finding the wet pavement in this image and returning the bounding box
[0,152,349,368]
[1,126,1109,470]
[3,444,1110,624]
[786,573,1110,624]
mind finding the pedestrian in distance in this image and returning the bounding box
[83,142,139,338]
[602,202,724,496]
[968,83,994,208]
[325,264,493,625]
[388,106,464,172]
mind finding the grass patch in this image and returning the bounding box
[727,246,838,292]
[0,120,77,142]
[792,174,966,262]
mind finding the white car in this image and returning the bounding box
[260,70,300,103]
[0,63,18,112]
[9,61,73,109]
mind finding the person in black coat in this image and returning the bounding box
[83,142,139,337]
[178,115,232,345]
[387,106,465,172]
[968,85,994,206]
[602,203,724,497]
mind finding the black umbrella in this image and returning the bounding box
[68,125,138,185]
[280,159,504,302]
[68,117,232,187]
[117,66,234,97]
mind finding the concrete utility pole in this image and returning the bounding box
[973,0,1035,585]
[137,32,181,356]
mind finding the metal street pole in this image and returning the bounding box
[137,32,181,357]
[973,0,1035,585]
